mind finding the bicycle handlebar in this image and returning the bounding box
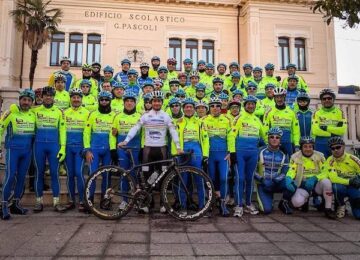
[173,151,193,166]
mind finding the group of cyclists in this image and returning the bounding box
[1,55,360,222]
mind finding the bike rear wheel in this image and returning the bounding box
[84,166,136,220]
[161,166,215,221]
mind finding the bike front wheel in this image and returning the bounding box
[161,166,215,221]
[84,165,136,220]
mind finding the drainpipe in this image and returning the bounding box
[19,0,26,89]
[237,4,241,63]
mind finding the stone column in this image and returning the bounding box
[0,0,16,90]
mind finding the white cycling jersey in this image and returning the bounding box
[124,109,180,148]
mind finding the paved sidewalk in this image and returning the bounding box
[0,208,360,259]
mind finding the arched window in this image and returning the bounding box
[69,33,83,66]
[87,34,101,64]
[169,38,182,70]
[202,40,214,64]
[278,37,290,70]
[186,39,198,69]
[295,38,306,71]
[50,32,65,66]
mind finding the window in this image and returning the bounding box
[50,32,65,66]
[69,33,83,66]
[169,38,182,70]
[87,34,101,64]
[186,39,198,69]
[295,38,306,71]
[202,40,214,64]
[278,37,290,70]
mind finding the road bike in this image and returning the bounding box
[84,147,215,221]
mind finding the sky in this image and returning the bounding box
[335,19,360,86]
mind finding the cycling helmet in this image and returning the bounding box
[231,71,241,78]
[143,93,152,101]
[253,66,263,72]
[182,97,196,107]
[168,97,181,106]
[103,65,114,73]
[218,92,229,100]
[80,79,91,87]
[19,89,35,101]
[286,63,297,70]
[177,72,187,79]
[229,61,239,68]
[217,63,227,70]
[150,91,165,100]
[92,62,101,68]
[189,71,200,78]
[127,69,138,76]
[169,78,180,85]
[183,58,193,64]
[113,81,126,89]
[209,97,222,105]
[246,81,258,89]
[228,99,241,108]
[265,63,275,70]
[265,83,276,90]
[206,63,214,69]
[121,59,131,65]
[157,66,168,73]
[273,87,287,96]
[197,60,206,66]
[60,56,71,64]
[243,95,258,104]
[195,100,209,110]
[328,136,345,147]
[123,91,137,101]
[319,88,336,99]
[151,56,160,62]
[142,80,154,88]
[54,73,67,83]
[82,63,92,70]
[268,127,283,137]
[98,91,113,100]
[140,62,150,68]
[288,75,299,82]
[297,92,310,101]
[34,88,42,96]
[232,89,244,96]
[212,77,224,84]
[195,83,207,91]
[167,58,177,64]
[69,88,83,97]
[153,78,163,86]
[300,136,315,147]
[243,63,253,69]
[42,86,56,96]
[175,89,186,97]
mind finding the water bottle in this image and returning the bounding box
[147,171,159,185]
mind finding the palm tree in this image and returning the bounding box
[10,0,63,89]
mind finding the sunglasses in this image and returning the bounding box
[99,98,110,102]
[210,104,221,108]
[170,104,180,108]
[128,75,137,78]
[265,68,274,71]
[247,87,256,91]
[176,95,186,98]
[83,69,92,72]
[322,97,333,101]
[331,145,343,151]
[269,135,280,139]
[159,71,167,74]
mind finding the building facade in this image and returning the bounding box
[0,0,337,107]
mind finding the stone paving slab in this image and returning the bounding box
[0,210,359,258]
